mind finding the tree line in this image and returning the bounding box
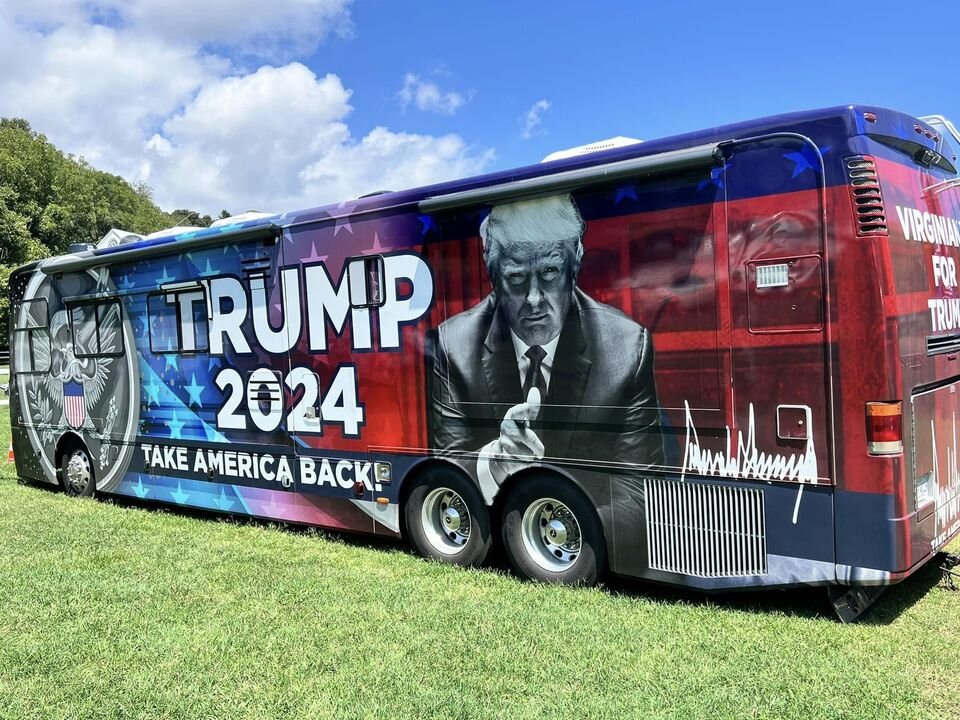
[0,117,227,345]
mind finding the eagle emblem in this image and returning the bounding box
[31,307,120,466]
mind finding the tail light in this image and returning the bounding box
[865,401,903,455]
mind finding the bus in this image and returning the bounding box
[10,105,960,621]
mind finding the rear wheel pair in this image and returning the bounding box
[404,469,604,585]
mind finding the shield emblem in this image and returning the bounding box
[63,380,86,430]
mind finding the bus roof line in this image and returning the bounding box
[39,223,282,275]
[417,141,725,213]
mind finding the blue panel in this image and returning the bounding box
[764,482,834,562]
[833,489,898,570]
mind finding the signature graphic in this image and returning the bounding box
[680,401,819,484]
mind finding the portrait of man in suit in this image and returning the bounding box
[428,193,664,504]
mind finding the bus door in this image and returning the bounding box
[10,297,53,482]
[723,135,833,491]
[232,234,297,457]
[281,220,380,533]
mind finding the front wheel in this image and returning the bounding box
[405,468,492,567]
[501,475,605,585]
[61,444,95,498]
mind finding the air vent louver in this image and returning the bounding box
[927,333,960,357]
[644,478,768,578]
[845,155,889,236]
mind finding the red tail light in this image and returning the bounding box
[865,401,903,455]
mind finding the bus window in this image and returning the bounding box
[97,302,123,355]
[69,299,124,357]
[147,287,210,354]
[12,298,50,374]
[348,255,385,308]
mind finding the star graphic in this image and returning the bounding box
[370,232,385,253]
[157,266,174,285]
[132,476,149,498]
[184,373,205,408]
[166,411,184,439]
[334,216,353,236]
[118,274,135,291]
[304,241,328,263]
[144,377,162,407]
[199,259,218,277]
[615,185,638,204]
[164,351,178,373]
[697,166,724,192]
[418,215,436,236]
[208,357,222,371]
[170,482,190,504]
[785,150,818,178]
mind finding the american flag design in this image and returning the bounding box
[64,380,86,430]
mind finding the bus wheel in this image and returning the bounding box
[405,468,491,567]
[61,444,95,498]
[501,476,605,585]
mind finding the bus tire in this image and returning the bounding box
[60,443,95,498]
[405,468,492,567]
[501,475,605,585]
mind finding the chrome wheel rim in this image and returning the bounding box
[65,450,92,495]
[521,498,581,572]
[420,487,471,555]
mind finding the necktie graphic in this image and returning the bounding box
[522,345,548,407]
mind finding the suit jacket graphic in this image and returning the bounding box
[428,288,664,470]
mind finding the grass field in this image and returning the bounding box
[1,410,959,720]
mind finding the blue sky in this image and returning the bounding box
[317,1,960,170]
[1,0,957,214]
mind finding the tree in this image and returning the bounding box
[168,209,214,228]
[0,116,212,346]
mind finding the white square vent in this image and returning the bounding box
[756,263,789,288]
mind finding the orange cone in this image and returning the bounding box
[6,443,13,463]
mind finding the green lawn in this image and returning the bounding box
[1,410,958,720]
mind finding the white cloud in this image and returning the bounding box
[520,99,551,139]
[300,126,495,203]
[142,64,493,212]
[0,21,223,171]
[397,73,469,116]
[4,0,354,58]
[0,2,493,215]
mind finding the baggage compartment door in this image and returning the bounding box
[911,381,960,554]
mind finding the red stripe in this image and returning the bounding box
[66,396,85,427]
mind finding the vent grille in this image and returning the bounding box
[644,479,768,577]
[927,333,960,357]
[845,155,889,236]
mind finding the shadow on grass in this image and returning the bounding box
[26,478,953,626]
[604,558,949,625]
